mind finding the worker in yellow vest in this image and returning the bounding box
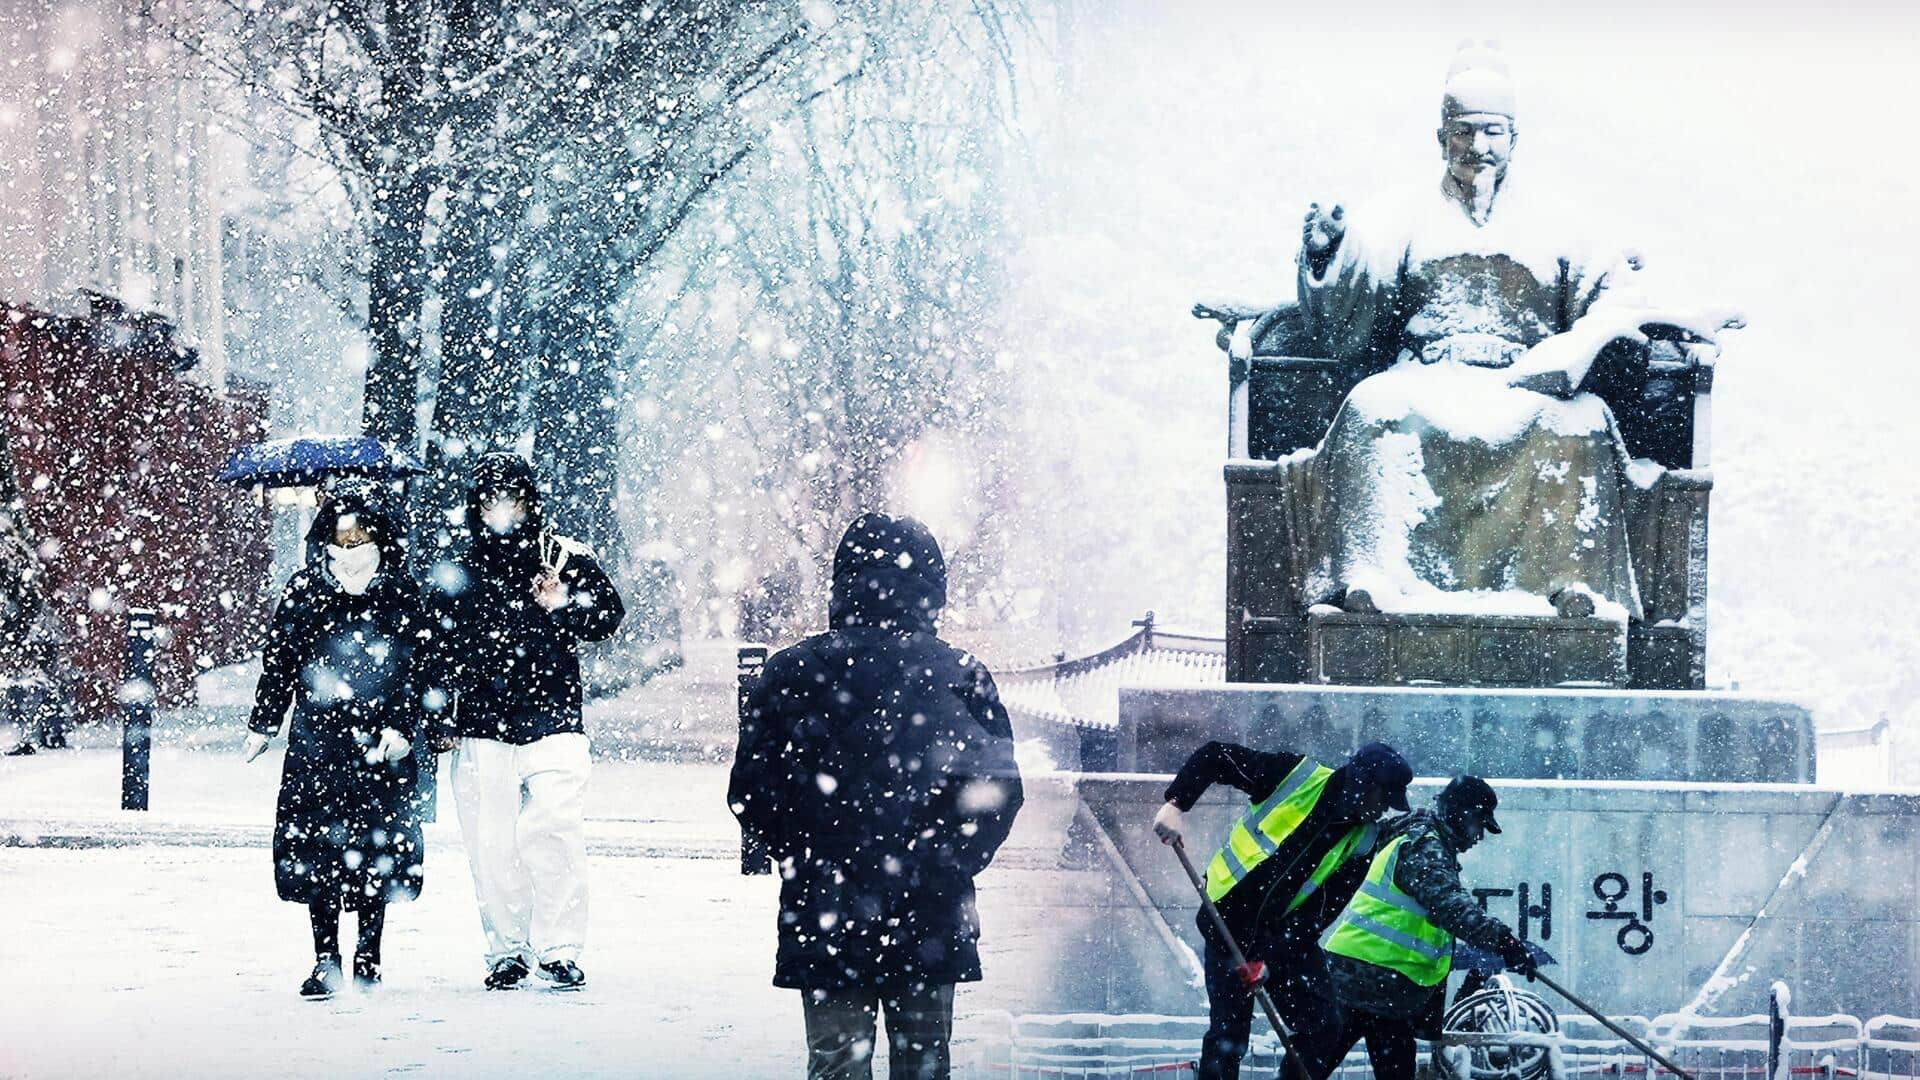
[1151,742,1412,1080]
[1301,776,1536,1080]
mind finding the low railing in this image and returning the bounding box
[965,984,1920,1080]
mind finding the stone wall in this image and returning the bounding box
[1075,777,1920,1020]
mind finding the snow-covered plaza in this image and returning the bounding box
[0,737,1091,1077]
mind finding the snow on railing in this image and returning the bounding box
[958,1000,1920,1080]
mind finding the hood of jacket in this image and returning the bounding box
[828,513,946,634]
[305,478,407,588]
[465,452,547,577]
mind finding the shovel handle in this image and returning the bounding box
[1532,970,1694,1080]
[1168,837,1316,1080]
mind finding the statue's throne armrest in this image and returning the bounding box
[1194,300,1379,459]
[1604,333,1716,690]
[1204,302,1379,681]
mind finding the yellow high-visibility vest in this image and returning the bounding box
[1203,758,1381,906]
[1319,833,1454,987]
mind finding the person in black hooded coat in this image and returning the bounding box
[423,452,623,992]
[243,479,430,999]
[730,512,1024,1080]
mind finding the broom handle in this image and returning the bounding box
[1531,970,1694,1080]
[1169,837,1315,1080]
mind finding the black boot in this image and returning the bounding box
[352,955,381,990]
[4,742,34,756]
[352,903,385,990]
[300,957,343,1000]
[485,956,530,991]
[538,959,586,990]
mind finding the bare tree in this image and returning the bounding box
[626,0,1040,637]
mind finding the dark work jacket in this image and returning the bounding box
[1165,741,1376,966]
[249,492,428,906]
[425,536,624,745]
[1327,809,1516,1022]
[728,557,1024,991]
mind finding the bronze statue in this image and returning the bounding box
[1203,44,1740,687]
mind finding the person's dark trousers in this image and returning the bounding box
[801,983,956,1080]
[1199,932,1257,1080]
[1288,1000,1417,1080]
[1199,936,1341,1080]
[307,898,387,963]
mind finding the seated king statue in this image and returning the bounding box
[1256,42,1733,626]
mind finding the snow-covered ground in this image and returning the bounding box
[0,745,1098,1078]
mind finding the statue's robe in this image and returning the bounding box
[1288,182,1652,619]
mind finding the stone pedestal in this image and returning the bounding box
[1073,777,1920,1021]
[1115,683,1812,783]
[1309,610,1627,687]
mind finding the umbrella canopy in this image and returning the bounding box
[217,435,425,489]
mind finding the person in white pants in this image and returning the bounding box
[426,453,624,991]
[450,732,592,975]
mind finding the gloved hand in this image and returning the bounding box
[1152,801,1187,845]
[1234,960,1268,990]
[242,733,272,763]
[368,728,412,765]
[1497,933,1538,979]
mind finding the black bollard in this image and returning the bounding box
[736,644,771,875]
[121,608,157,811]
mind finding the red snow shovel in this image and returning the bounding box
[1167,836,1316,1080]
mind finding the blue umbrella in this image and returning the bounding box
[218,435,426,489]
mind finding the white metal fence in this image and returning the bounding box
[962,988,1920,1080]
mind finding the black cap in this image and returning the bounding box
[1439,775,1502,834]
[1346,742,1413,812]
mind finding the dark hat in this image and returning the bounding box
[1439,775,1503,834]
[1346,742,1413,812]
[469,452,541,507]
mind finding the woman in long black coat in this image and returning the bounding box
[244,479,431,999]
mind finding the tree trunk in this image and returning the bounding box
[419,162,523,552]
[530,262,624,558]
[360,163,434,450]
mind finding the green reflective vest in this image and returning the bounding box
[1319,833,1454,987]
[1203,758,1381,907]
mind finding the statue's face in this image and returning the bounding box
[1438,115,1515,187]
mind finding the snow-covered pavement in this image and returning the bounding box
[0,746,1106,1078]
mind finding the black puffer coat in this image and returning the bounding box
[249,482,429,907]
[424,453,624,745]
[730,513,1025,991]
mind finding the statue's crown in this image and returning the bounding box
[1442,40,1516,122]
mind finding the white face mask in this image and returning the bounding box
[328,542,382,594]
[481,499,525,536]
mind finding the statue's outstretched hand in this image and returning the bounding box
[1302,203,1347,274]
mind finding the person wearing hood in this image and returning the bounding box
[1302,776,1537,1080]
[424,452,624,992]
[242,479,431,999]
[729,513,1024,1080]
[1150,741,1413,1080]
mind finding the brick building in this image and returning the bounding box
[0,297,270,721]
